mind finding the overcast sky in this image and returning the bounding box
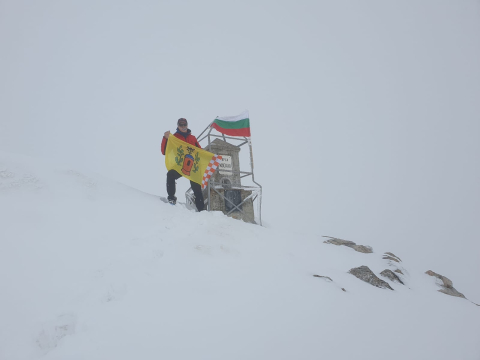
[1,1,479,295]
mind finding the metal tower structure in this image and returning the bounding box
[185,122,262,225]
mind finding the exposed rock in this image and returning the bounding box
[380,269,404,285]
[385,252,402,261]
[383,255,400,263]
[352,245,373,253]
[313,275,332,281]
[322,236,373,254]
[425,270,466,299]
[348,266,393,290]
[313,275,346,292]
[382,252,407,279]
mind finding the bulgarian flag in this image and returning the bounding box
[211,110,251,137]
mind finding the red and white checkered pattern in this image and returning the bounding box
[201,155,222,189]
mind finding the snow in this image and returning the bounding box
[1,151,479,360]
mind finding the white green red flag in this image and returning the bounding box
[211,110,251,137]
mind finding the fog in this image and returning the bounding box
[1,1,479,298]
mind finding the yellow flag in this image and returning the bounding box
[165,135,222,188]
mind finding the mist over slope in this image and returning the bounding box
[1,151,479,360]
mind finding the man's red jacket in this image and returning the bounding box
[161,129,201,155]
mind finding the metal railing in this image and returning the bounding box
[185,123,262,225]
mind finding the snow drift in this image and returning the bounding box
[1,151,478,360]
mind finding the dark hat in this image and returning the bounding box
[177,118,188,125]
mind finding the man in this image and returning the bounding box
[161,118,205,211]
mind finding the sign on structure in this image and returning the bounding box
[219,155,233,175]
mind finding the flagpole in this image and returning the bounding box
[207,127,212,211]
[197,121,214,140]
[197,121,215,212]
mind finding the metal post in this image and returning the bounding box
[248,137,262,226]
[248,138,254,174]
[207,130,211,211]
[197,121,214,140]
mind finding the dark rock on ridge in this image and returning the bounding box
[382,252,407,282]
[385,252,402,261]
[382,252,402,263]
[425,270,466,299]
[383,255,400,263]
[380,269,404,285]
[348,266,393,290]
[313,275,333,281]
[313,275,347,292]
[322,236,373,254]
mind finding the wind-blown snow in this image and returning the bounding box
[1,151,479,360]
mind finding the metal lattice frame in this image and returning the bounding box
[185,122,262,225]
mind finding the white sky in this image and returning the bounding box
[1,1,479,294]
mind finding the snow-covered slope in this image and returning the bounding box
[1,151,478,360]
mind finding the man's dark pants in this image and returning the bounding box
[166,170,205,211]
